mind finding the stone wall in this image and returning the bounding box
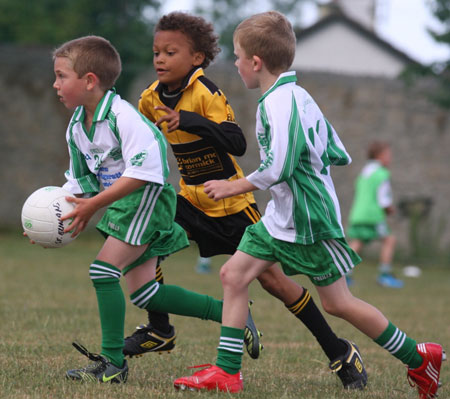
[2,45,449,253]
[0,45,73,228]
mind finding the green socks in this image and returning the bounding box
[130,279,223,322]
[90,260,125,368]
[216,326,244,375]
[374,321,422,369]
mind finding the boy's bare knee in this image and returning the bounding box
[321,298,347,317]
[219,263,240,288]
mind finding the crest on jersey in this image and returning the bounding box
[130,150,148,166]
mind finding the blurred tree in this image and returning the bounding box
[192,0,310,59]
[427,0,450,108]
[401,0,450,108]
[0,0,162,95]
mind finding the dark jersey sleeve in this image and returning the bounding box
[178,110,246,156]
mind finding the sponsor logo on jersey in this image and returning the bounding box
[109,147,122,161]
[130,150,148,167]
[302,98,314,114]
[90,148,105,154]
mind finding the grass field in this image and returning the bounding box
[1,230,448,399]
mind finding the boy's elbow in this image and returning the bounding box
[224,137,246,156]
[330,157,351,166]
[234,141,246,156]
[220,121,247,156]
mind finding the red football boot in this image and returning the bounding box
[407,343,446,399]
[174,364,243,393]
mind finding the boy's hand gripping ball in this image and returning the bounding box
[21,186,76,248]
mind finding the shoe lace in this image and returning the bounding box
[131,324,175,339]
[72,341,107,373]
[136,324,153,334]
[83,360,105,373]
[72,342,103,361]
[188,363,213,369]
[329,358,343,373]
[187,364,213,371]
[124,324,152,340]
[407,368,418,389]
[72,342,107,374]
[329,339,350,373]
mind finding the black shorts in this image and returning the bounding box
[175,195,261,257]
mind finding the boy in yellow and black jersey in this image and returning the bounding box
[124,12,367,390]
[140,66,258,220]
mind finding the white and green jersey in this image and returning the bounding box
[63,90,169,194]
[247,71,351,244]
[349,161,392,225]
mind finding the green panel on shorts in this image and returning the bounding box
[125,222,188,272]
[97,183,189,270]
[238,221,361,286]
[347,222,390,243]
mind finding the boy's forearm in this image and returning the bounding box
[215,178,258,198]
[204,177,258,201]
[230,178,258,196]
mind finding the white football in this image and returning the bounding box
[21,186,76,248]
[403,265,422,278]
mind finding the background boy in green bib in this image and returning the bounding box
[173,11,445,398]
[50,35,237,384]
[347,140,403,288]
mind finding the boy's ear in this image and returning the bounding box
[252,55,263,72]
[193,51,206,67]
[85,72,100,90]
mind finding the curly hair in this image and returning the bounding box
[155,12,221,69]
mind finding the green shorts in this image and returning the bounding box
[347,222,390,243]
[96,183,189,271]
[237,221,361,286]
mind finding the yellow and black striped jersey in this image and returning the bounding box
[139,67,256,217]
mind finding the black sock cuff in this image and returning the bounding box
[286,288,311,315]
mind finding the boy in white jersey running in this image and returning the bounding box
[50,35,246,384]
[174,11,445,398]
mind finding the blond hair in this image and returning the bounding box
[53,35,121,90]
[233,11,296,74]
